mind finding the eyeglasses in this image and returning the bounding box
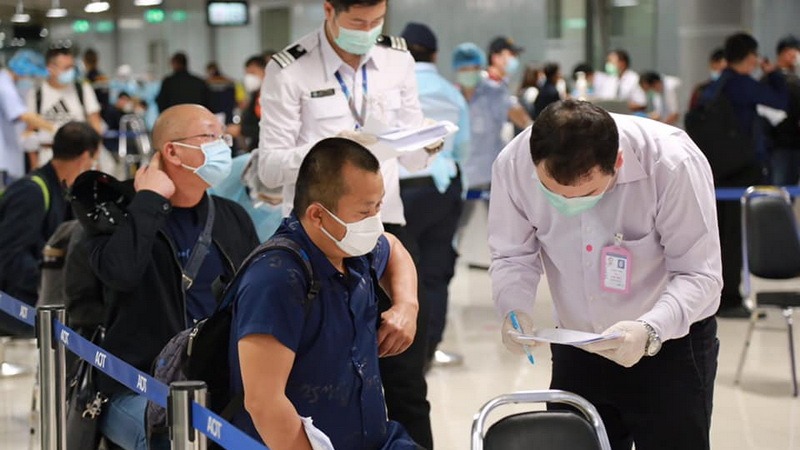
[172,133,233,147]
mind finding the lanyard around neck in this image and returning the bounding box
[334,65,368,129]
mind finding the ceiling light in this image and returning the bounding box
[47,0,68,18]
[85,1,110,13]
[11,0,31,23]
[134,0,163,6]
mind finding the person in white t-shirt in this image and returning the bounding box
[639,71,682,126]
[26,47,102,168]
[595,49,647,110]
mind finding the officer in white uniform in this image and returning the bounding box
[491,100,722,450]
[247,1,434,447]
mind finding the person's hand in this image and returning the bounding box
[134,152,175,199]
[377,302,418,358]
[424,140,444,155]
[580,320,648,368]
[501,310,537,355]
[761,57,777,74]
[337,129,379,146]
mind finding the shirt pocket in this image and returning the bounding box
[371,88,403,124]
[306,93,348,120]
[619,229,664,275]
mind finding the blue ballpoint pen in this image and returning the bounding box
[509,311,535,365]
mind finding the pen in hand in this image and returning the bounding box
[509,311,535,365]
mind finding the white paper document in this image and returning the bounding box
[360,119,459,161]
[508,328,622,346]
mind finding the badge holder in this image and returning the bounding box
[600,233,632,294]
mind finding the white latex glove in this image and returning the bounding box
[337,129,379,146]
[580,320,648,368]
[501,310,538,355]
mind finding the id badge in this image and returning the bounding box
[600,233,632,294]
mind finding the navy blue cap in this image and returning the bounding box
[489,36,523,56]
[400,22,437,52]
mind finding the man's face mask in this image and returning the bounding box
[319,204,384,257]
[538,175,614,217]
[173,136,233,187]
[604,61,619,77]
[331,17,383,56]
[57,66,77,85]
[456,70,482,89]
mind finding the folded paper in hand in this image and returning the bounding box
[361,118,459,161]
[508,328,622,346]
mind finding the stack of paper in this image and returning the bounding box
[507,328,622,346]
[360,118,459,161]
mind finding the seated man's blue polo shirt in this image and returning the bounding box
[230,213,404,449]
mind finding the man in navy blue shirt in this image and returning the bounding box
[232,137,421,449]
[702,33,788,318]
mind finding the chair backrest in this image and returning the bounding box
[742,187,800,281]
[471,390,612,450]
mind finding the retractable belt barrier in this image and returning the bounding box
[0,292,268,450]
[466,186,800,201]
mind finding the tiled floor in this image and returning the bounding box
[2,264,799,449]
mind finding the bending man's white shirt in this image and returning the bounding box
[488,114,722,342]
[252,25,430,225]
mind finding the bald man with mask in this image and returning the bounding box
[84,104,259,450]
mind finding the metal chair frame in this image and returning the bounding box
[471,389,612,450]
[734,186,799,397]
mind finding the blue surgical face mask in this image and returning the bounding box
[506,56,520,76]
[709,70,721,81]
[538,176,613,217]
[456,70,482,89]
[16,78,34,94]
[332,19,383,56]
[174,139,233,187]
[57,67,76,85]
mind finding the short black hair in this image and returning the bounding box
[52,122,100,161]
[45,47,72,64]
[408,44,435,63]
[529,100,619,185]
[710,48,725,63]
[543,62,559,83]
[294,137,381,216]
[171,52,188,69]
[327,0,386,14]
[83,48,98,65]
[639,71,661,86]
[572,63,594,80]
[610,49,630,68]
[245,55,267,69]
[724,33,758,64]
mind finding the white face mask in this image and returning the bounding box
[319,204,384,257]
[243,73,262,92]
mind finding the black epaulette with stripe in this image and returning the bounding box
[271,44,308,69]
[376,35,408,52]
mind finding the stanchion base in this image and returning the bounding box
[1,361,29,378]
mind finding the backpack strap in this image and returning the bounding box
[216,235,319,311]
[75,82,85,111]
[36,88,42,115]
[30,175,50,212]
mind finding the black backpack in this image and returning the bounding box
[684,73,756,182]
[146,236,320,436]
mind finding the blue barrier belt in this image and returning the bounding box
[466,187,800,202]
[191,401,268,450]
[0,292,36,327]
[53,320,169,408]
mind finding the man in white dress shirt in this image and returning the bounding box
[490,100,722,450]
[595,49,647,110]
[246,0,434,447]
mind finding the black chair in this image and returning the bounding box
[471,390,612,450]
[734,186,799,397]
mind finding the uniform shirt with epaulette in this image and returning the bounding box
[250,24,433,225]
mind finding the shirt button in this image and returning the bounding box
[585,261,591,267]
[161,203,170,211]
[585,227,592,232]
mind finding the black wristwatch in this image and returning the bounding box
[638,320,662,356]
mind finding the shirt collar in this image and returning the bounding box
[615,136,647,185]
[415,62,438,73]
[318,24,379,79]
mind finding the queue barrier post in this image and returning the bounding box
[36,305,66,450]
[170,381,209,450]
